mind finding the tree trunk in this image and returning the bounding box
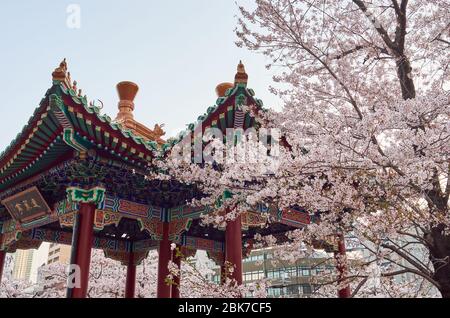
[427,224,450,298]
[396,55,416,100]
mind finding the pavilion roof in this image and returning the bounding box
[0,59,270,203]
[163,61,266,152]
[0,60,316,257]
[0,60,163,193]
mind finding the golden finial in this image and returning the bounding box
[52,58,68,82]
[234,60,248,85]
[60,58,67,70]
[238,60,244,71]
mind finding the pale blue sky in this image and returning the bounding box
[0,0,281,150]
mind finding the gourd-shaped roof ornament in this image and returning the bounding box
[234,60,248,86]
[51,58,68,82]
[114,81,166,145]
[215,61,249,98]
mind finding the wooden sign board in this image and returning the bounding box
[1,187,52,225]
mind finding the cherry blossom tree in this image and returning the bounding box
[0,250,155,298]
[5,0,444,299]
[0,254,32,298]
[233,0,450,298]
[161,0,449,298]
[168,246,269,298]
[1,248,259,298]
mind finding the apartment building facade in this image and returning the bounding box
[12,249,35,281]
[212,248,335,298]
[47,244,71,265]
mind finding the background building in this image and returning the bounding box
[47,244,71,265]
[12,250,35,282]
[11,243,50,283]
[212,247,335,298]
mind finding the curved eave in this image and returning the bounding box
[0,81,159,192]
[162,84,265,154]
[0,85,66,188]
[0,85,60,167]
[59,82,159,155]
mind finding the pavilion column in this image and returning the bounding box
[157,222,172,298]
[334,234,351,298]
[171,245,181,298]
[71,202,96,298]
[225,214,243,286]
[125,251,137,298]
[66,186,105,299]
[0,250,6,284]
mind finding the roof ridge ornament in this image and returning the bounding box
[215,61,248,97]
[114,81,166,144]
[52,58,68,82]
[116,81,139,122]
[52,59,81,93]
[90,99,104,110]
[234,60,248,86]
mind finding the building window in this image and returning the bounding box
[212,275,220,284]
[302,284,312,295]
[267,269,281,279]
[244,271,265,282]
[244,254,265,263]
[286,267,297,277]
[287,285,300,295]
[298,266,311,276]
[267,287,282,297]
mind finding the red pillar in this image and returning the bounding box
[125,252,136,298]
[0,250,6,284]
[334,234,351,298]
[71,202,96,298]
[157,222,172,298]
[171,246,181,298]
[225,214,243,285]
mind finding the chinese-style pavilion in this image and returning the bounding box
[0,60,350,298]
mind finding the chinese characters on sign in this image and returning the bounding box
[1,187,52,224]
